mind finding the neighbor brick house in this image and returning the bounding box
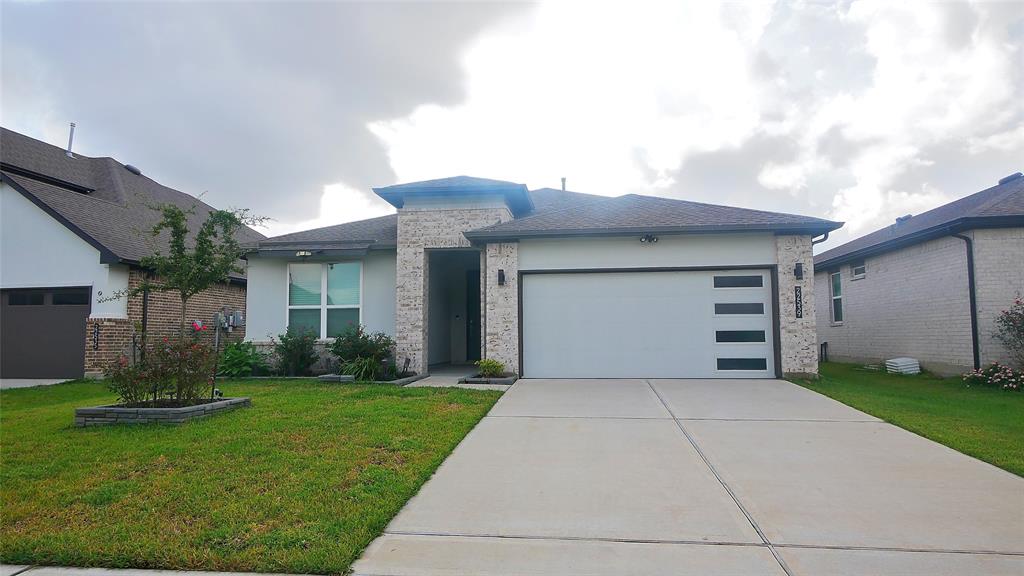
[0,127,262,379]
[244,176,842,379]
[814,172,1024,375]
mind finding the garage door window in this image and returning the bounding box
[714,302,764,315]
[288,262,361,339]
[52,289,90,306]
[713,275,763,288]
[717,358,768,371]
[716,330,766,343]
[7,291,44,306]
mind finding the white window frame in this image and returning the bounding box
[830,271,843,324]
[287,261,363,339]
[851,259,866,280]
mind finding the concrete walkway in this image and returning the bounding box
[0,378,71,390]
[355,378,1024,576]
[406,364,511,391]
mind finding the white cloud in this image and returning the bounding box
[257,182,394,237]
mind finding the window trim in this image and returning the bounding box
[287,261,363,339]
[829,270,843,324]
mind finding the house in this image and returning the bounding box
[244,176,841,378]
[813,172,1024,375]
[0,127,264,379]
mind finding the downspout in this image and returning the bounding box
[952,233,980,370]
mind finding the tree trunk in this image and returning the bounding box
[178,295,188,402]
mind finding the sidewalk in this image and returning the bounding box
[2,567,298,576]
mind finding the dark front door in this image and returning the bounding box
[466,270,481,362]
[1,287,91,378]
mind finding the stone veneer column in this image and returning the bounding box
[394,207,512,374]
[775,234,819,377]
[484,242,519,373]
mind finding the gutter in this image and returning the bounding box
[952,233,981,370]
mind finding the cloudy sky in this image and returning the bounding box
[2,1,1022,250]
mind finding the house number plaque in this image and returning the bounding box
[794,286,803,318]
[92,324,100,350]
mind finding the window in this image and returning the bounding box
[7,291,44,305]
[830,271,843,323]
[288,262,361,338]
[714,302,765,315]
[52,289,90,306]
[714,275,763,288]
[715,330,766,343]
[717,358,768,371]
[851,259,866,279]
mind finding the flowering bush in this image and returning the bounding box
[994,296,1024,369]
[105,355,163,405]
[148,338,217,402]
[962,362,1024,392]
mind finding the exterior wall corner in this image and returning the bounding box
[775,234,819,376]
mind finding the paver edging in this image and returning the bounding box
[74,397,250,427]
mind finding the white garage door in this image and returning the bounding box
[521,270,775,378]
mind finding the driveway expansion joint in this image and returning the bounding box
[382,530,769,548]
[773,542,1024,557]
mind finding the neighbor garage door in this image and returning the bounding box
[1,287,91,378]
[521,270,775,378]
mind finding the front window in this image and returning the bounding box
[830,271,843,323]
[288,262,361,338]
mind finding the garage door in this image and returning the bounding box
[521,270,775,378]
[1,287,91,378]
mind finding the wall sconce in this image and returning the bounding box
[794,262,804,280]
[640,234,659,244]
[295,250,312,257]
[498,269,506,286]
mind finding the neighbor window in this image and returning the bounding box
[851,259,866,279]
[830,271,843,323]
[288,262,361,339]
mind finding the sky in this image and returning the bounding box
[2,1,1022,251]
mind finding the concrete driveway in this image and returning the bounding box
[354,379,1024,576]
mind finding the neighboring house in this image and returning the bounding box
[0,127,264,379]
[814,172,1024,376]
[244,176,841,378]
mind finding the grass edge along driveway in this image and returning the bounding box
[0,379,501,574]
[791,362,1023,477]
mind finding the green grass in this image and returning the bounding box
[791,362,1024,477]
[0,379,501,574]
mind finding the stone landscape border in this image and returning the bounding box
[319,373,427,386]
[75,397,251,427]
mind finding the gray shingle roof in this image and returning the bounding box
[814,173,1024,268]
[373,175,535,217]
[1,127,264,279]
[464,193,842,241]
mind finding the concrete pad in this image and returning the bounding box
[778,546,1024,576]
[354,534,785,576]
[686,420,1024,553]
[490,379,670,418]
[387,416,759,543]
[0,379,70,390]
[407,380,510,391]
[0,566,30,576]
[650,379,879,421]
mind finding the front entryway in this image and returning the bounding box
[426,250,482,368]
[521,269,775,378]
[1,287,91,378]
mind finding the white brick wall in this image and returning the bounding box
[484,242,519,372]
[776,235,819,376]
[814,234,974,374]
[972,227,1024,366]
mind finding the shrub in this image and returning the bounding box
[219,341,268,377]
[104,356,159,405]
[963,362,1024,392]
[328,324,396,380]
[272,327,319,376]
[475,358,505,378]
[148,338,217,402]
[994,296,1024,369]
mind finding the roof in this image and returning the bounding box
[814,173,1024,268]
[0,127,265,279]
[373,175,535,217]
[464,193,842,241]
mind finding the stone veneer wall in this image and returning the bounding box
[484,242,520,372]
[775,234,819,377]
[395,207,512,374]
[85,269,248,377]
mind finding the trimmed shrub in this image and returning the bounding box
[219,341,269,377]
[328,324,396,380]
[272,327,320,376]
[475,358,505,378]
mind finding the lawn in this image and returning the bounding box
[0,379,501,574]
[792,362,1024,477]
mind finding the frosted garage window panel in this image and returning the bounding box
[289,263,321,306]
[327,262,360,306]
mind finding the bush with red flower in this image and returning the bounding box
[962,362,1024,392]
[994,296,1024,369]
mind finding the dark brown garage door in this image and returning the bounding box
[1,287,91,378]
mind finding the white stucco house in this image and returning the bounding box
[244,176,842,379]
[814,172,1024,375]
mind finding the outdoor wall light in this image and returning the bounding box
[498,269,506,286]
[640,234,659,244]
[295,250,312,257]
[794,262,804,280]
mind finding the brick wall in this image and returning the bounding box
[84,268,248,376]
[775,235,818,377]
[971,227,1024,366]
[484,242,519,372]
[814,234,973,375]
[395,207,512,373]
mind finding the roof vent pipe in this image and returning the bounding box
[895,214,912,225]
[561,177,566,191]
[65,122,76,158]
